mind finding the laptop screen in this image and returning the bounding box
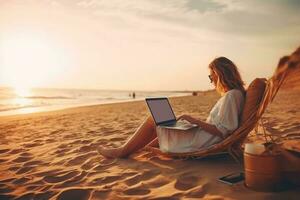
[146,98,176,125]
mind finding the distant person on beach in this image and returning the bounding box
[99,57,245,158]
[132,92,136,99]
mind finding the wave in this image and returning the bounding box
[97,97,131,101]
[24,96,75,100]
[102,97,119,100]
[0,105,41,112]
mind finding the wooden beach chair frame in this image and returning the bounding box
[146,48,300,163]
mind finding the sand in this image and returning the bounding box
[0,84,299,200]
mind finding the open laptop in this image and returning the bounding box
[145,97,198,130]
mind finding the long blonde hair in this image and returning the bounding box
[209,57,245,95]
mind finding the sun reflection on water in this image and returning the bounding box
[12,87,32,106]
[14,87,32,97]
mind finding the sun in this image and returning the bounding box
[0,31,70,89]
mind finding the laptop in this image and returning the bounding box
[145,97,198,130]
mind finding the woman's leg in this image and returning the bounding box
[98,116,157,158]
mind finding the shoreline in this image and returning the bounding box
[0,93,196,121]
[0,87,201,118]
[0,93,193,119]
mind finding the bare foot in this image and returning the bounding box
[98,147,125,158]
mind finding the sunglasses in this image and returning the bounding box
[208,75,213,83]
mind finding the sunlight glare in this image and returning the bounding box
[12,87,32,107]
[14,87,32,98]
[1,32,70,88]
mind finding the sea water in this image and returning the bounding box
[0,87,190,116]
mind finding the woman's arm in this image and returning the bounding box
[179,115,224,139]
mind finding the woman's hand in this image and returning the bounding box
[178,114,195,123]
[179,114,224,139]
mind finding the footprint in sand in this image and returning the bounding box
[12,156,34,163]
[33,169,62,178]
[125,169,161,186]
[63,134,75,140]
[43,170,80,183]
[88,171,137,186]
[16,166,34,174]
[69,139,83,145]
[90,189,111,200]
[23,142,42,148]
[57,144,68,149]
[33,139,43,143]
[8,166,21,172]
[34,191,56,200]
[125,174,144,186]
[54,148,72,156]
[99,128,117,135]
[56,189,91,200]
[81,139,93,144]
[77,144,96,153]
[45,138,56,143]
[66,152,97,166]
[87,130,97,134]
[174,174,199,191]
[55,171,88,188]
[109,137,125,142]
[123,186,151,196]
[12,177,31,185]
[20,152,32,157]
[50,129,65,135]
[90,175,121,186]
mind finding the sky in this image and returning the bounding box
[0,0,300,91]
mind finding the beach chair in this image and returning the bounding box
[146,47,300,163]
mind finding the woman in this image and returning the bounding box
[99,57,245,158]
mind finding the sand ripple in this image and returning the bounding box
[0,89,299,199]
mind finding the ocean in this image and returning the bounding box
[0,87,190,116]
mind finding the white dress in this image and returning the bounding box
[156,89,245,153]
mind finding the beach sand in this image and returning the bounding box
[0,80,299,200]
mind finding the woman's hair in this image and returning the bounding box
[209,57,245,95]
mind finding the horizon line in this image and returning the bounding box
[0,85,213,93]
